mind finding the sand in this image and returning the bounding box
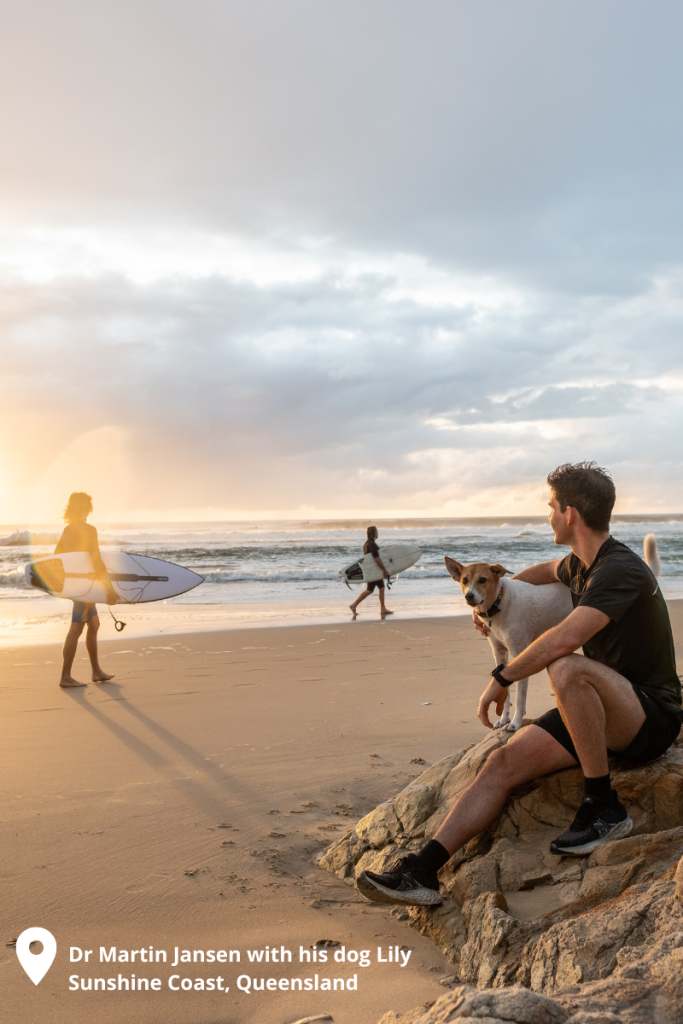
[3,605,683,1024]
[0,592,467,646]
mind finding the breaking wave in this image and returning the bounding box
[3,515,683,602]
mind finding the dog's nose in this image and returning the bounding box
[465,591,476,605]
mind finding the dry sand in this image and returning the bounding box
[3,605,683,1024]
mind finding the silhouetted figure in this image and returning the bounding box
[56,492,118,688]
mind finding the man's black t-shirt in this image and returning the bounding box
[364,539,380,558]
[557,537,683,721]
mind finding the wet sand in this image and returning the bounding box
[0,591,468,646]
[3,605,683,1023]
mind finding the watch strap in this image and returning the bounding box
[491,663,512,688]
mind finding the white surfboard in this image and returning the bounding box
[25,552,204,604]
[340,544,422,586]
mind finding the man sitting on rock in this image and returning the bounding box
[359,461,683,906]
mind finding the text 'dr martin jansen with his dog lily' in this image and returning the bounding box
[359,462,683,907]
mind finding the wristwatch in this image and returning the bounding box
[491,663,512,688]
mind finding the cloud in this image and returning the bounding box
[1,4,683,269]
[2,238,683,520]
[1,3,683,519]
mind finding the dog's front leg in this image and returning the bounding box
[487,638,511,729]
[500,636,532,732]
[508,677,528,732]
[496,690,513,730]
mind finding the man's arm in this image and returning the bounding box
[511,560,562,585]
[477,605,610,727]
[87,526,119,605]
[374,556,390,579]
[500,605,608,680]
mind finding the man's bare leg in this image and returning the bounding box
[434,659,643,856]
[358,725,577,905]
[378,587,393,617]
[60,622,87,687]
[433,725,577,854]
[350,589,370,617]
[538,654,643,855]
[548,654,645,776]
[85,616,114,682]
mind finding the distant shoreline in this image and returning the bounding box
[2,512,683,535]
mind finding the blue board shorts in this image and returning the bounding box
[72,602,98,624]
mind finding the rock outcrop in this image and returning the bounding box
[375,985,569,1024]
[319,724,683,1018]
[375,958,683,1023]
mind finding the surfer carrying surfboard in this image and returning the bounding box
[349,526,393,619]
[56,492,118,689]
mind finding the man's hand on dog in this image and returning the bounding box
[472,609,490,637]
[477,678,508,728]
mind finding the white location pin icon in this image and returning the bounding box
[16,928,57,985]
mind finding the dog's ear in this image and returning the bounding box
[490,564,512,577]
[445,556,465,581]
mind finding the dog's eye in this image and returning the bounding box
[478,577,487,584]
[462,577,469,585]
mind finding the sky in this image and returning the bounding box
[1,0,683,523]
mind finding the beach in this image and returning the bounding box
[4,0,682,1016]
[4,604,683,1023]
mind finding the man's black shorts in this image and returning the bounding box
[536,685,682,765]
[366,578,385,592]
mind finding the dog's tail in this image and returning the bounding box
[644,533,662,577]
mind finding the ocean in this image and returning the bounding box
[2,516,683,644]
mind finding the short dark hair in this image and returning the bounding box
[547,462,615,533]
[366,525,378,540]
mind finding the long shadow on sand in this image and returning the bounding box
[63,683,266,827]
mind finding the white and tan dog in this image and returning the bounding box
[445,556,572,731]
[445,534,661,732]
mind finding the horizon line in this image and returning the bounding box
[3,511,683,530]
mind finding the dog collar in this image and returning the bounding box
[476,586,504,623]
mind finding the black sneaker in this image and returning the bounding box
[550,792,633,856]
[357,854,443,907]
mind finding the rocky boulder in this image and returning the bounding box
[375,954,683,1023]
[375,984,569,1024]
[319,725,683,1000]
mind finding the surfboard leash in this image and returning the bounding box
[108,606,127,632]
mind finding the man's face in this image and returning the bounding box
[548,491,572,545]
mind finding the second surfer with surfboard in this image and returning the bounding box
[349,526,394,619]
